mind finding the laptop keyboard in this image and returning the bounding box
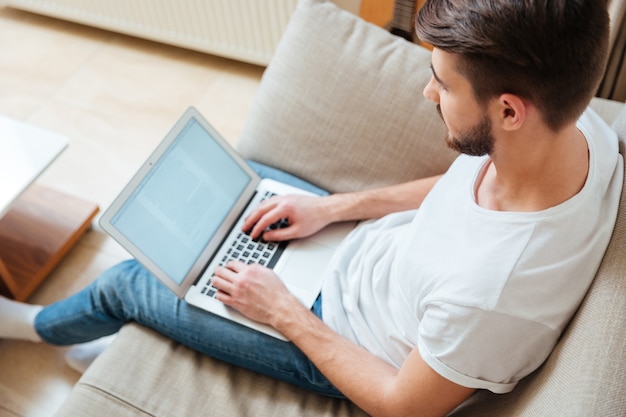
[200,191,287,299]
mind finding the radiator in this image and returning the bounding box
[5,0,305,66]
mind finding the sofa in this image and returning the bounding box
[55,1,626,416]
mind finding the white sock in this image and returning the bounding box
[64,334,116,373]
[0,295,43,342]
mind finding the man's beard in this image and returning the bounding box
[437,105,495,157]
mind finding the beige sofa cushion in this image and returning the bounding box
[236,0,457,193]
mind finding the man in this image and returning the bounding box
[1,1,622,416]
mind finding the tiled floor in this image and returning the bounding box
[0,5,264,416]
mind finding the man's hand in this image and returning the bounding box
[242,194,336,242]
[212,261,299,325]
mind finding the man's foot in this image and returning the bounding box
[64,334,117,373]
[0,295,42,342]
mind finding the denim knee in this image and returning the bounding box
[89,259,150,316]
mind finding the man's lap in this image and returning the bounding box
[112,260,341,397]
[36,162,342,397]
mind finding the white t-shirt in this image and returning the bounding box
[320,108,623,393]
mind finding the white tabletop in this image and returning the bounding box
[0,115,68,219]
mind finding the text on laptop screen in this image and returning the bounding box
[110,118,251,284]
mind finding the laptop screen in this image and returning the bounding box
[110,118,251,284]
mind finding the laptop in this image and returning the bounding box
[100,107,354,340]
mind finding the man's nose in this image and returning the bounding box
[423,76,439,103]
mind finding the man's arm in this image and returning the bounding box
[277,295,475,417]
[244,175,442,241]
[326,174,443,222]
[212,262,475,417]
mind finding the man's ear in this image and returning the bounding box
[497,94,526,131]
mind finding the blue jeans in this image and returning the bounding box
[34,162,343,398]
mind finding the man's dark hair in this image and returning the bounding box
[416,0,610,132]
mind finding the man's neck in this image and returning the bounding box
[475,123,589,212]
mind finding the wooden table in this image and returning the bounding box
[0,116,99,301]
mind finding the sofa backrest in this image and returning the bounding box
[238,0,626,415]
[237,0,457,194]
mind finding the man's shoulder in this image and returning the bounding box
[578,107,619,154]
